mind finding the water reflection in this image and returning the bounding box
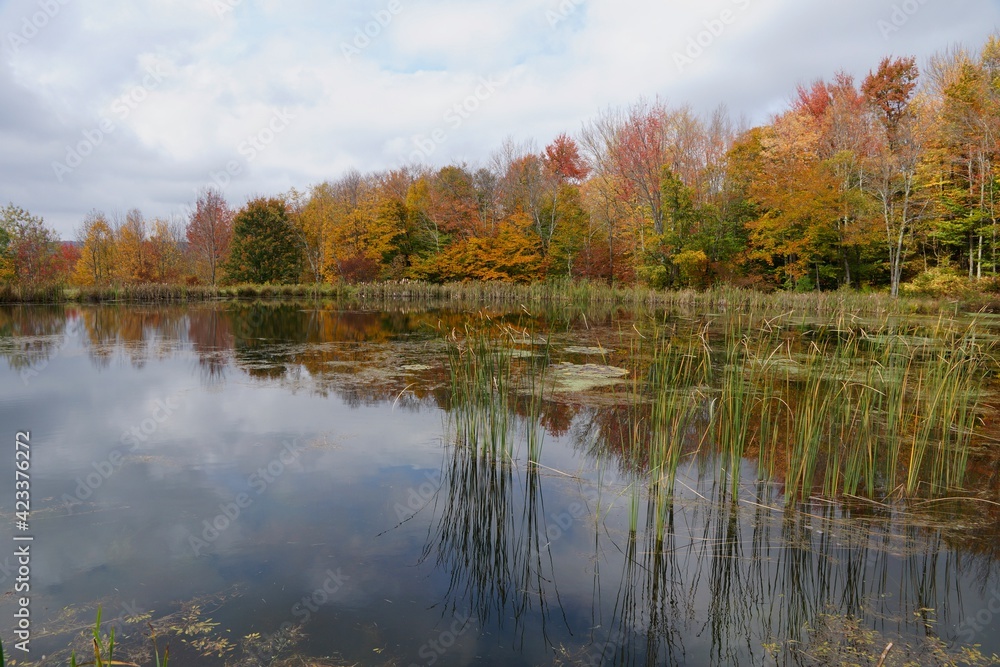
[0,302,997,666]
[424,447,571,651]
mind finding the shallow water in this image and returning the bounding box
[0,302,997,666]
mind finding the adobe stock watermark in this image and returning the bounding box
[187,437,305,556]
[341,0,403,62]
[6,0,71,54]
[956,587,1000,644]
[393,469,443,522]
[52,63,170,182]
[545,0,584,29]
[197,107,296,194]
[673,0,752,73]
[399,74,509,166]
[876,0,931,39]
[247,567,349,659]
[62,393,186,511]
[409,611,474,667]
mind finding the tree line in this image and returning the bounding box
[4,35,999,295]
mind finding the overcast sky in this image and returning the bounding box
[1,0,998,239]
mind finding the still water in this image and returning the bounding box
[0,302,998,666]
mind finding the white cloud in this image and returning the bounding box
[1,0,998,237]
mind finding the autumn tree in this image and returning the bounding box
[0,204,64,286]
[311,171,407,283]
[496,141,553,251]
[540,135,591,277]
[743,110,845,289]
[429,213,541,283]
[737,73,883,290]
[115,208,154,283]
[922,40,1000,277]
[407,166,484,280]
[862,56,926,296]
[73,211,116,286]
[544,182,591,278]
[580,111,636,284]
[148,218,186,283]
[224,197,303,284]
[187,188,234,285]
[545,133,590,182]
[283,187,324,284]
[797,72,881,285]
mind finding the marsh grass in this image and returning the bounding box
[443,312,559,467]
[445,315,519,460]
[0,280,972,318]
[579,313,993,511]
[738,316,991,503]
[444,306,993,510]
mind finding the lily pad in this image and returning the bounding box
[550,362,628,392]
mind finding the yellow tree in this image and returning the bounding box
[431,211,541,283]
[320,172,406,283]
[149,218,185,283]
[744,111,845,289]
[73,211,116,286]
[285,187,326,284]
[115,208,152,283]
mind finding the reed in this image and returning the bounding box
[443,313,553,464]
[622,310,994,507]
[445,316,516,459]
[645,325,711,500]
[0,279,970,315]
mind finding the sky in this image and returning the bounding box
[1,0,998,239]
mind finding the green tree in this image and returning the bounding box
[224,197,303,284]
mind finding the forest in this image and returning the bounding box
[3,35,1000,298]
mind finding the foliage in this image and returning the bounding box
[901,267,975,296]
[74,211,117,287]
[18,33,1000,295]
[0,203,66,286]
[224,197,304,284]
[186,188,233,285]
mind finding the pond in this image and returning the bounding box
[0,301,998,666]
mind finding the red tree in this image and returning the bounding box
[186,189,234,285]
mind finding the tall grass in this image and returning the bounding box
[605,310,995,510]
[444,307,993,512]
[445,316,518,460]
[444,313,553,465]
[0,607,168,667]
[645,325,712,502]
[0,279,972,315]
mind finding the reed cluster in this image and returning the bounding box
[444,314,551,464]
[443,308,992,504]
[0,279,971,315]
[638,314,993,503]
